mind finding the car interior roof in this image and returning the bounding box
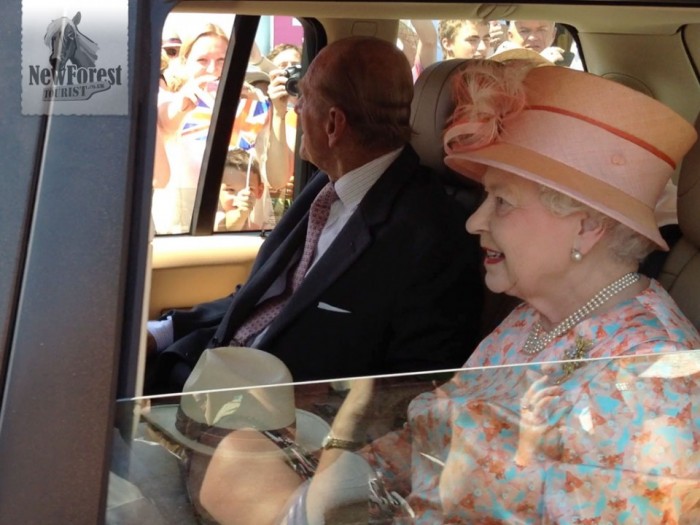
[177,1,700,34]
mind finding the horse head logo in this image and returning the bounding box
[44,11,99,73]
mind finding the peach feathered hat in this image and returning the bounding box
[443,62,697,249]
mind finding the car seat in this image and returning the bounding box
[410,59,520,338]
[658,116,700,331]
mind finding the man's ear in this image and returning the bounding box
[440,37,451,55]
[326,106,347,148]
[576,213,607,256]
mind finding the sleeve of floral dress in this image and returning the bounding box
[543,350,700,523]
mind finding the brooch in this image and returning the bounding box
[554,336,592,385]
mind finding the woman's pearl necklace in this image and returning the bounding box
[522,272,641,356]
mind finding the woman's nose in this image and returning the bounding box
[466,201,488,234]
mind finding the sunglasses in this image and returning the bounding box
[163,46,179,58]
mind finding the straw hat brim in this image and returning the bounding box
[445,142,668,250]
[143,405,330,456]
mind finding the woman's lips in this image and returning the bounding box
[484,248,505,265]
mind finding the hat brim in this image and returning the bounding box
[490,47,553,67]
[445,142,668,250]
[143,405,330,456]
[245,71,270,85]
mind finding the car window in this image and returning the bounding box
[152,13,304,236]
[109,350,700,523]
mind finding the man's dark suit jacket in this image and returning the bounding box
[149,146,483,393]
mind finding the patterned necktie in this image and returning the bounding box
[231,182,339,346]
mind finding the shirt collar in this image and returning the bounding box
[333,147,404,211]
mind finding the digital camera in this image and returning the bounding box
[283,65,303,97]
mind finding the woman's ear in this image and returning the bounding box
[576,213,607,256]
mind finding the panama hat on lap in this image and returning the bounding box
[143,347,329,456]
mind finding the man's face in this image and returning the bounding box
[272,48,301,69]
[444,21,492,59]
[508,20,557,53]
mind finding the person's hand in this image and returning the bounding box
[266,69,292,115]
[489,21,507,50]
[240,81,267,103]
[515,370,563,467]
[232,187,256,214]
[222,187,256,230]
[175,73,219,113]
[330,378,376,443]
[540,46,565,64]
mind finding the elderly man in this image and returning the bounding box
[494,19,566,64]
[146,36,482,393]
[506,19,557,52]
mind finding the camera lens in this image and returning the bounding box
[283,65,303,97]
[285,78,300,97]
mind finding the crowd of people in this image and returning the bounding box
[396,18,583,73]
[151,18,586,236]
[152,22,301,234]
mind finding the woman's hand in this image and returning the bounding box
[175,73,219,113]
[515,370,563,467]
[267,69,293,115]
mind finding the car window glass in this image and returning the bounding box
[109,350,700,523]
[152,13,303,235]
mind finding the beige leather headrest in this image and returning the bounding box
[410,59,470,179]
[678,115,700,248]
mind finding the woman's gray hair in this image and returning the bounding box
[539,186,656,265]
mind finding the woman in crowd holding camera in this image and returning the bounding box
[262,44,303,193]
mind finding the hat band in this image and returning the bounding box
[529,104,676,169]
[499,110,671,205]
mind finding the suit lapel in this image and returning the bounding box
[259,146,421,345]
[259,213,372,344]
[212,173,329,346]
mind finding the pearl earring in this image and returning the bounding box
[571,249,583,262]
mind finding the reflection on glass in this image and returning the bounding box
[109,351,700,524]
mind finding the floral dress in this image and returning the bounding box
[365,280,700,523]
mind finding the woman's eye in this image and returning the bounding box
[494,196,512,210]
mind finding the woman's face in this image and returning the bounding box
[185,35,228,78]
[466,168,581,301]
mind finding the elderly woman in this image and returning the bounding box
[201,60,700,524]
